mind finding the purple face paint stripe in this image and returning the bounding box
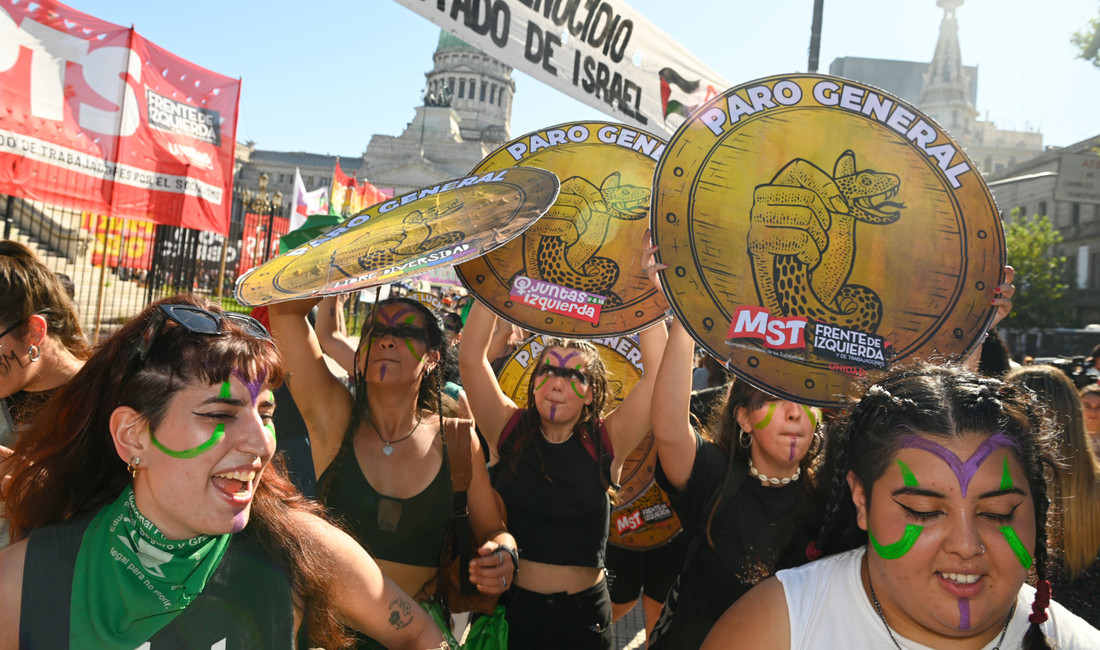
[959,599,970,630]
[380,307,416,327]
[897,432,1018,497]
[546,350,581,367]
[232,369,267,406]
[549,404,557,421]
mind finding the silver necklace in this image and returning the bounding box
[367,410,423,456]
[747,456,800,485]
[867,571,1015,650]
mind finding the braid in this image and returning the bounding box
[1023,465,1055,650]
[816,419,862,555]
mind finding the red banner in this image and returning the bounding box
[236,212,290,276]
[0,1,241,235]
[81,213,155,269]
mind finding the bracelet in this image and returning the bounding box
[496,544,520,581]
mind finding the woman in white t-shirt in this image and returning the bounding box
[703,364,1100,649]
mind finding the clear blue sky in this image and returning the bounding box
[65,0,1100,157]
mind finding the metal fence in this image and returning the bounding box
[2,184,289,342]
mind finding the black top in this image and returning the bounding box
[651,433,801,650]
[494,416,610,568]
[318,434,451,567]
[21,510,295,649]
[1050,552,1100,629]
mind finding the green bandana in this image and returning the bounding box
[70,486,232,648]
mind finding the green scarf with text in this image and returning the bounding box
[70,486,231,648]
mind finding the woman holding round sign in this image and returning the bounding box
[0,295,446,649]
[268,294,515,646]
[458,297,667,647]
[703,364,1100,649]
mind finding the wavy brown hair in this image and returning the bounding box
[1,294,353,649]
[0,240,89,360]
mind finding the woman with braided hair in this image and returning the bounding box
[704,364,1100,649]
[267,295,514,647]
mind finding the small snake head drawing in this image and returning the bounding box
[833,150,905,225]
[601,172,651,221]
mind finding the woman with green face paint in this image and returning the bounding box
[269,295,515,647]
[0,295,447,650]
[703,364,1100,650]
[647,314,825,650]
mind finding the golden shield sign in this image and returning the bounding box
[234,168,560,306]
[497,334,682,549]
[653,74,1004,407]
[457,122,668,337]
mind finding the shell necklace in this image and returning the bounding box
[747,456,800,485]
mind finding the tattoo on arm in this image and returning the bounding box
[387,596,413,630]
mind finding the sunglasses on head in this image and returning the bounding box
[534,363,591,386]
[131,304,271,365]
[369,324,428,342]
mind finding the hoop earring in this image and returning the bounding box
[739,428,752,448]
[127,456,141,478]
[28,344,40,362]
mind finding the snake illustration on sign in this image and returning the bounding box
[652,74,1004,407]
[234,167,560,306]
[456,122,669,337]
[497,333,682,549]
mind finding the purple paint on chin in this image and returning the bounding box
[898,432,1017,497]
[230,509,248,533]
[549,405,557,421]
[959,599,970,630]
[380,363,386,381]
[789,440,796,461]
[232,369,266,405]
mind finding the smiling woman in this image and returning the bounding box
[701,364,1100,650]
[0,294,446,650]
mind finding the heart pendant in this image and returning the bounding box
[382,444,394,456]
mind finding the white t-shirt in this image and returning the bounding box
[775,547,1100,649]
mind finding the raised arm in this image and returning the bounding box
[604,320,667,478]
[315,295,356,376]
[464,428,518,594]
[651,319,699,491]
[302,513,447,649]
[457,301,520,453]
[961,265,1015,372]
[267,298,352,478]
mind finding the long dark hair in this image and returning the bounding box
[503,338,614,490]
[316,296,452,504]
[0,239,89,361]
[703,378,824,553]
[1,294,353,649]
[815,364,1057,650]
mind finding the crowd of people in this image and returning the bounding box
[1,237,1099,650]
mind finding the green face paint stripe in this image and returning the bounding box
[1000,526,1033,570]
[753,402,777,429]
[150,381,231,459]
[264,423,276,440]
[535,376,549,390]
[571,382,585,399]
[152,423,226,458]
[800,404,818,429]
[898,460,918,487]
[869,525,924,559]
[401,315,424,362]
[1000,456,1013,491]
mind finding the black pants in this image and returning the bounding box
[504,580,613,649]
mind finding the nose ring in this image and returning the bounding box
[978,544,986,556]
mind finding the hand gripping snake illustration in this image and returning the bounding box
[517,172,649,306]
[748,150,903,333]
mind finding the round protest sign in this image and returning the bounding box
[653,74,1004,407]
[457,122,668,337]
[405,291,446,313]
[234,167,560,306]
[497,334,681,549]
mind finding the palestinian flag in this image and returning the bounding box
[660,67,715,121]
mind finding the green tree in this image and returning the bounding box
[1003,208,1073,331]
[1072,5,1100,68]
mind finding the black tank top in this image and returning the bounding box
[494,414,610,567]
[21,510,295,649]
[319,432,451,567]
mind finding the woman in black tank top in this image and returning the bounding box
[458,281,669,650]
[268,296,515,645]
[0,295,446,649]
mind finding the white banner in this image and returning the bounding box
[394,0,729,136]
